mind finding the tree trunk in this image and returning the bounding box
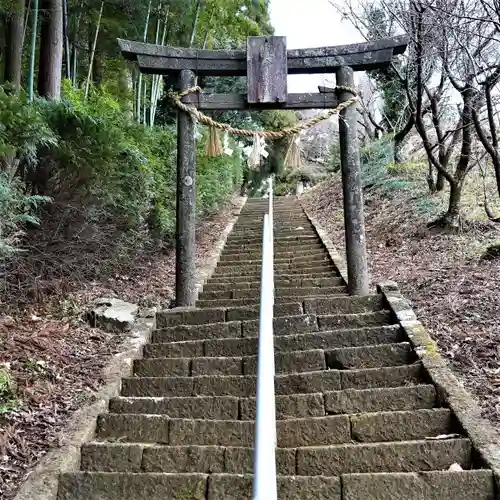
[38,0,63,99]
[392,114,414,164]
[5,0,25,93]
[436,169,445,191]
[444,180,463,229]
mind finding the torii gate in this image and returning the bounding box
[118,34,408,307]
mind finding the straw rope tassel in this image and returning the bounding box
[206,126,223,156]
[284,133,302,169]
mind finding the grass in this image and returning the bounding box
[0,366,19,414]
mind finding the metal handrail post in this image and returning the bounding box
[252,214,277,500]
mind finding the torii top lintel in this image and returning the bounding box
[117,35,408,77]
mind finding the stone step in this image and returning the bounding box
[135,343,412,378]
[216,254,330,267]
[95,414,351,447]
[109,395,240,419]
[156,302,303,328]
[218,249,329,262]
[230,226,316,234]
[152,313,319,343]
[229,233,317,241]
[235,221,310,227]
[80,438,472,477]
[231,227,313,236]
[202,276,344,291]
[109,385,437,419]
[224,240,321,250]
[134,348,328,377]
[95,408,455,446]
[213,471,494,500]
[152,311,394,343]
[121,364,423,397]
[342,471,494,500]
[197,295,384,315]
[198,285,347,301]
[242,311,394,337]
[318,310,394,330]
[57,472,344,500]
[212,263,336,277]
[57,472,210,500]
[151,321,243,343]
[223,240,324,251]
[146,325,405,357]
[206,271,337,284]
[196,288,347,309]
[228,232,318,241]
[221,245,326,256]
[206,273,342,286]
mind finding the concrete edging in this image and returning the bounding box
[13,195,248,500]
[379,281,500,498]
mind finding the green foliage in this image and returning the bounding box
[197,145,243,214]
[0,83,244,255]
[0,173,51,258]
[363,5,409,131]
[0,87,57,169]
[274,179,295,196]
[0,88,54,258]
[260,110,298,176]
[387,159,427,177]
[327,141,341,173]
[360,135,394,188]
[0,365,18,414]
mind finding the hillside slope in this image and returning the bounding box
[302,175,500,426]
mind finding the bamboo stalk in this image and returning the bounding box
[28,0,38,102]
[150,4,170,126]
[137,0,152,123]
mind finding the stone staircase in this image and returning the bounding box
[57,197,494,499]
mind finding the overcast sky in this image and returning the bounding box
[269,0,361,92]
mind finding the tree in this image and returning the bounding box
[4,0,25,93]
[333,1,414,163]
[336,0,496,228]
[38,0,63,99]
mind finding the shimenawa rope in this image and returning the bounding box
[169,86,359,140]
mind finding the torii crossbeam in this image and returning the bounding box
[119,34,408,306]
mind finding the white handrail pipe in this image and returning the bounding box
[252,214,277,500]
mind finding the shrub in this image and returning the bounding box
[0,82,245,254]
[0,365,18,414]
[0,89,54,259]
[360,135,394,188]
[326,141,341,173]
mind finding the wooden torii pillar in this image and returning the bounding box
[118,35,408,304]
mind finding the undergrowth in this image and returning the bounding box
[0,80,244,254]
[325,134,500,228]
[0,81,244,305]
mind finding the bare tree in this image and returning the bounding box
[334,0,496,228]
